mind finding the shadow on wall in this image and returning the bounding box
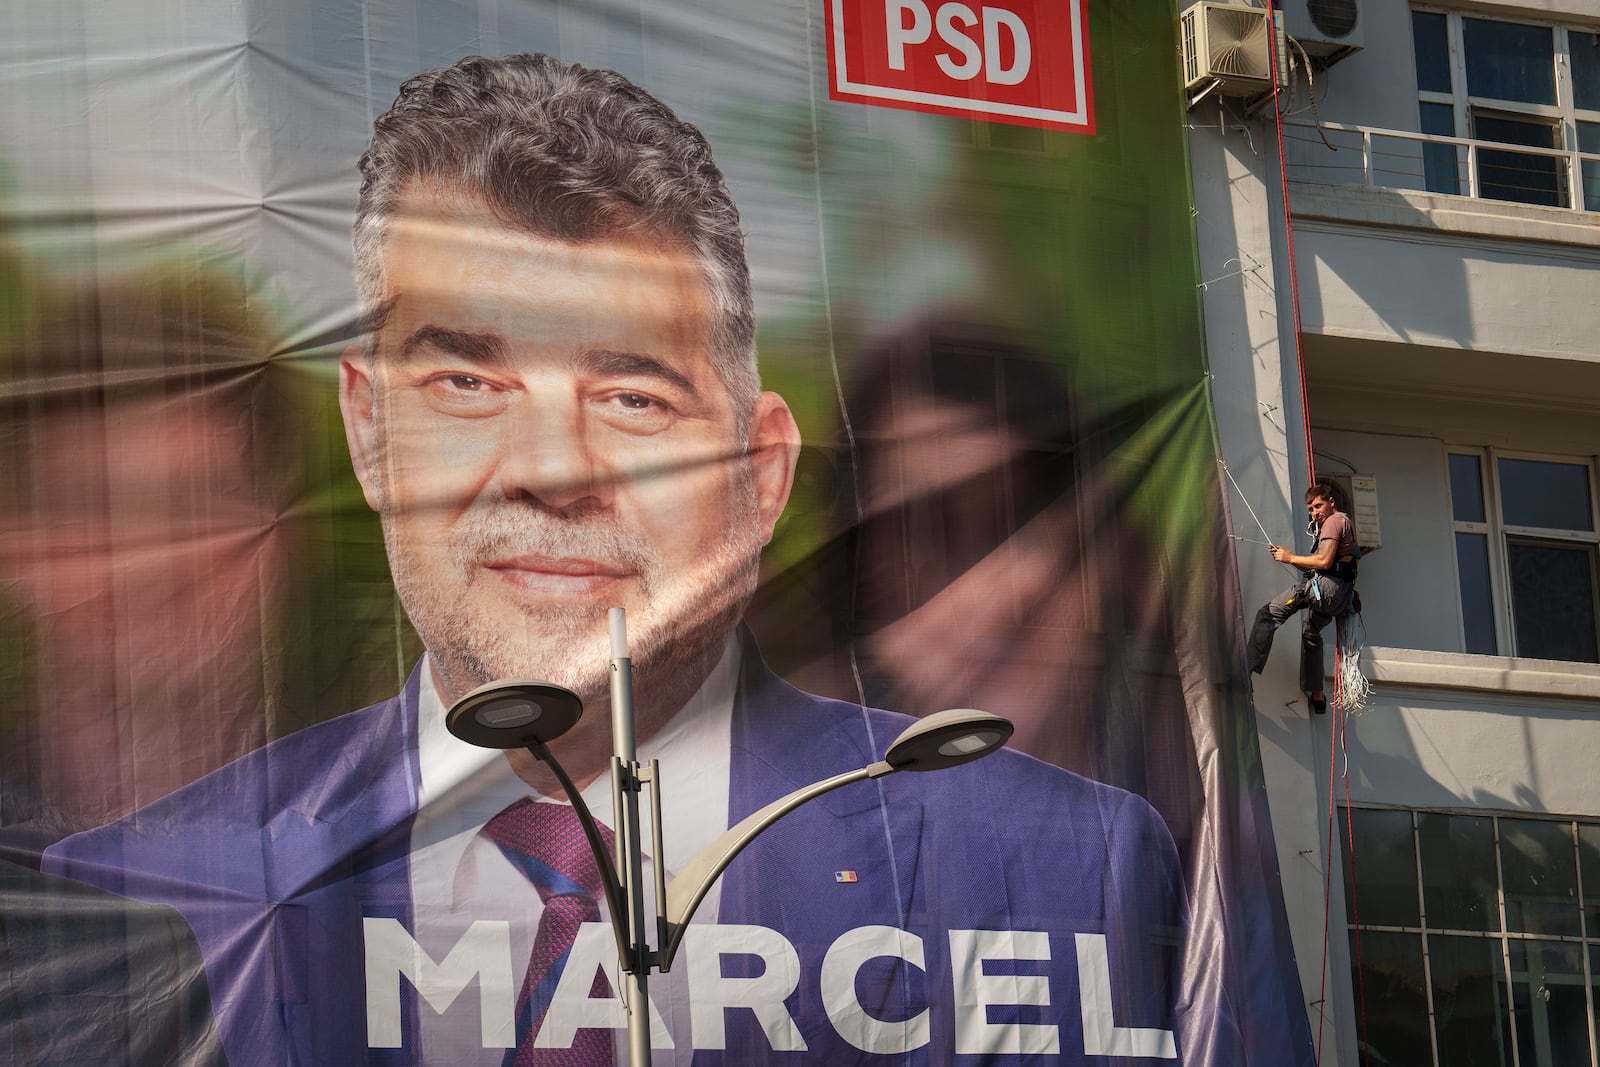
[1292,200,1475,352]
[1256,681,1591,816]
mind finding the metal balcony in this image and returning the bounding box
[1282,120,1600,214]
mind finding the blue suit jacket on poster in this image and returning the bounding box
[44,646,1194,1065]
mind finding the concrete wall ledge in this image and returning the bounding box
[1364,646,1600,701]
[1287,180,1600,250]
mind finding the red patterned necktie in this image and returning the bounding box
[482,797,617,1067]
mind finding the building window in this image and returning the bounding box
[1412,8,1600,210]
[1341,807,1600,1067]
[1447,450,1599,663]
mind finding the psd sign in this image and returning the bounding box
[825,0,1093,133]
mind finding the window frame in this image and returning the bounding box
[1413,7,1600,207]
[1444,447,1600,662]
[1342,805,1600,1067]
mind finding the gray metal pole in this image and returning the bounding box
[608,608,652,1067]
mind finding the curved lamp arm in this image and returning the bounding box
[654,759,894,972]
[527,739,633,969]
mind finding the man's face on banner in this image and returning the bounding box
[341,183,796,709]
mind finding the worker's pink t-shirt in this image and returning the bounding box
[1318,510,1357,561]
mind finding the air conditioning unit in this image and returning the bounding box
[1320,472,1381,554]
[1280,0,1363,61]
[1180,2,1288,99]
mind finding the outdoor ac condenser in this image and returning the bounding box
[1279,0,1363,61]
[1322,472,1382,554]
[1180,2,1287,98]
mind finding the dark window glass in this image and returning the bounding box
[1348,931,1431,1067]
[1498,458,1594,530]
[1413,10,1453,94]
[1456,533,1498,655]
[1499,819,1579,936]
[1451,453,1486,522]
[1473,113,1562,207]
[1578,824,1600,937]
[1474,114,1560,149]
[1573,31,1600,112]
[1420,813,1499,931]
[1422,101,1462,195]
[1507,542,1599,664]
[1431,934,1514,1067]
[1463,19,1556,105]
[1579,121,1600,213]
[1341,808,1420,927]
[1508,941,1589,1067]
[1591,945,1600,1067]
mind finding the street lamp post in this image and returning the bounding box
[445,607,1014,1065]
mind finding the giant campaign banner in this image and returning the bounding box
[0,2,1314,1064]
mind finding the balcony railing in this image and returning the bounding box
[1282,120,1600,214]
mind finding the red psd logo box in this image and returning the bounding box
[824,0,1094,134]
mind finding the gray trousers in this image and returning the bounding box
[1247,573,1354,695]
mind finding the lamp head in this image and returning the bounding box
[884,709,1013,772]
[446,679,584,750]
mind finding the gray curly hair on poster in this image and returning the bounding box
[351,52,759,421]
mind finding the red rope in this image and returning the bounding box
[1256,6,1356,1061]
[1323,624,1373,1066]
[1259,0,1317,487]
[1315,675,1339,1066]
[1340,662,1372,1064]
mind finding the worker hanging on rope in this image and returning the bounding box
[1247,482,1360,714]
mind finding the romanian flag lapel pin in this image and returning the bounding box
[834,870,858,883]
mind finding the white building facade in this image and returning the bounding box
[1191,1,1600,1064]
